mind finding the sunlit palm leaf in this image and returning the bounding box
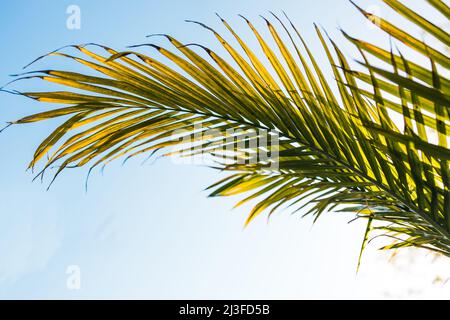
[3,0,450,260]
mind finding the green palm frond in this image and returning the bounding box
[3,0,450,260]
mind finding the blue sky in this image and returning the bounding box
[0,0,449,299]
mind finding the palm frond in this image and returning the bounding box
[3,0,450,259]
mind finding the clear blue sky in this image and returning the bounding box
[0,0,448,299]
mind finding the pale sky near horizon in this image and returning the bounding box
[0,0,449,299]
